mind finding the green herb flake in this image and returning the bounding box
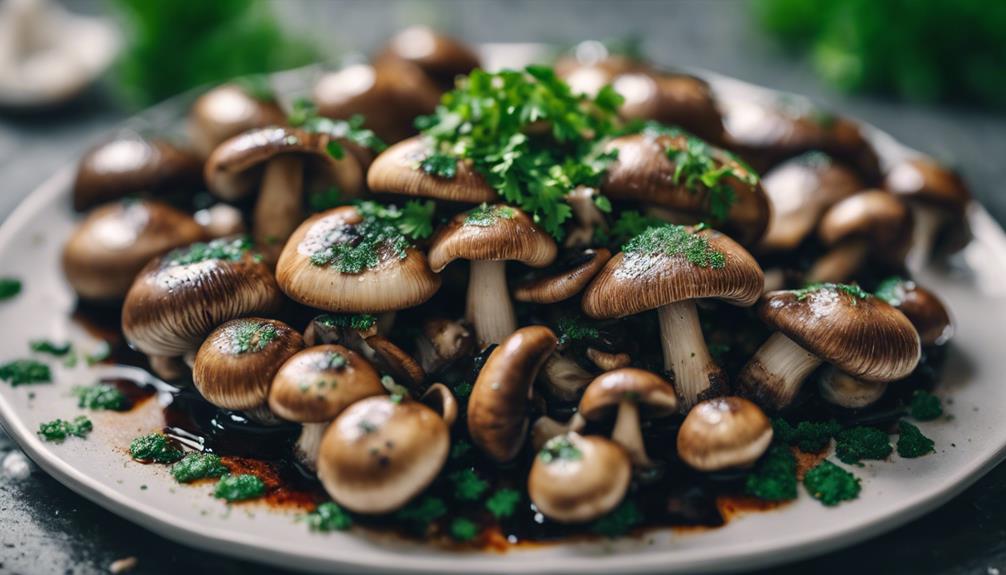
[793,282,870,302]
[834,426,892,465]
[450,468,489,501]
[745,444,798,501]
[556,315,600,346]
[305,501,353,531]
[38,416,93,443]
[213,473,266,502]
[0,278,22,300]
[772,418,841,453]
[909,390,943,421]
[464,203,517,227]
[420,152,458,179]
[666,133,749,221]
[874,276,908,306]
[171,452,229,483]
[594,209,665,246]
[539,434,583,464]
[316,313,377,331]
[288,103,387,153]
[394,495,447,530]
[589,500,643,537]
[166,236,255,267]
[803,460,861,506]
[450,440,472,460]
[896,420,935,458]
[129,433,185,464]
[308,201,434,273]
[485,488,521,519]
[228,320,279,355]
[30,340,72,356]
[449,517,479,542]
[73,383,127,411]
[0,360,51,386]
[622,224,726,268]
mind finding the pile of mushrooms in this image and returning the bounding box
[59,30,964,534]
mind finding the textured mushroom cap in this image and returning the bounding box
[121,237,284,356]
[73,135,201,211]
[428,205,558,272]
[602,133,769,246]
[818,190,912,250]
[528,433,631,524]
[318,396,449,514]
[275,206,441,313]
[578,368,678,421]
[467,325,557,462]
[759,287,921,382]
[676,397,773,471]
[513,248,611,304]
[188,83,285,157]
[378,27,479,88]
[62,200,206,300]
[269,345,384,423]
[885,158,971,213]
[367,136,497,203]
[877,278,953,346]
[204,126,364,202]
[582,227,764,319]
[192,318,304,411]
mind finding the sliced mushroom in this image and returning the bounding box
[367,136,497,203]
[414,318,474,374]
[875,277,953,346]
[816,366,888,409]
[676,397,773,471]
[513,248,611,305]
[188,82,285,158]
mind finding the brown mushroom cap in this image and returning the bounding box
[414,317,475,374]
[467,325,557,462]
[420,382,459,427]
[188,83,285,158]
[582,227,763,319]
[62,200,206,300]
[268,344,384,422]
[676,397,773,471]
[192,318,304,411]
[378,27,480,90]
[578,368,679,421]
[758,287,921,382]
[877,278,953,346]
[885,158,971,214]
[73,135,201,211]
[602,132,769,245]
[367,136,497,203]
[428,205,558,272]
[818,190,912,252]
[513,248,611,304]
[364,335,426,390]
[121,236,284,356]
[275,206,442,313]
[317,396,449,514]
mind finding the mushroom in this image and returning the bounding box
[513,248,611,305]
[676,397,773,471]
[805,190,913,284]
[364,335,426,392]
[367,136,497,203]
[602,131,770,246]
[467,326,557,462]
[736,284,921,411]
[193,203,246,238]
[268,344,385,469]
[885,157,972,265]
[317,395,449,514]
[72,134,201,211]
[429,205,558,347]
[528,432,632,524]
[578,368,678,467]
[192,318,304,416]
[187,82,285,158]
[582,225,763,409]
[275,206,441,313]
[377,26,480,91]
[204,126,365,262]
[62,200,206,301]
[538,352,594,402]
[564,186,609,248]
[414,318,475,374]
[420,383,459,427]
[758,152,863,252]
[816,366,888,409]
[875,277,953,346]
[530,413,587,451]
[586,347,631,371]
[303,313,379,348]
[121,236,284,360]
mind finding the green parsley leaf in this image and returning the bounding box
[909,390,943,421]
[834,426,892,465]
[213,474,266,501]
[0,278,22,300]
[449,517,479,542]
[38,416,92,443]
[288,101,386,152]
[745,444,798,501]
[450,440,473,460]
[485,489,521,519]
[73,383,127,411]
[556,315,600,346]
[0,360,51,386]
[395,495,447,530]
[622,224,726,268]
[129,433,184,464]
[225,320,278,355]
[896,420,935,458]
[30,340,72,356]
[803,460,861,506]
[315,313,377,331]
[589,500,643,537]
[420,152,457,179]
[772,418,841,452]
[166,236,255,266]
[171,452,229,483]
[305,501,353,531]
[450,468,489,501]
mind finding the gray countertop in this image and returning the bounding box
[1,1,1005,573]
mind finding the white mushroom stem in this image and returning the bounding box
[906,205,941,270]
[531,412,586,451]
[738,332,822,411]
[805,239,869,284]
[611,400,652,467]
[817,366,888,409]
[466,260,517,348]
[294,421,329,471]
[254,155,304,263]
[657,300,723,411]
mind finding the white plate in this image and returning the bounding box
[2,45,1006,575]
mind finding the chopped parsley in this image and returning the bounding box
[288,101,387,153]
[29,340,72,356]
[450,468,489,501]
[37,416,92,443]
[662,127,753,221]
[556,315,600,346]
[84,342,111,366]
[834,426,892,465]
[213,473,266,502]
[308,201,434,272]
[874,276,908,306]
[450,439,473,460]
[420,152,457,179]
[594,209,665,247]
[449,517,479,542]
[0,360,51,386]
[73,383,127,411]
[745,444,798,501]
[226,320,278,355]
[0,278,21,300]
[589,500,643,537]
[622,224,726,268]
[485,488,521,519]
[538,434,583,463]
[129,433,185,464]
[416,66,624,239]
[395,495,447,531]
[803,460,861,506]
[171,452,229,483]
[308,187,345,213]
[793,282,870,302]
[896,420,935,458]
[909,390,943,421]
[316,313,377,331]
[165,236,254,266]
[464,203,516,227]
[305,501,353,531]
[772,418,841,453]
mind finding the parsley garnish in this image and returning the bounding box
[420,152,457,179]
[834,426,892,465]
[772,418,841,452]
[288,100,387,153]
[745,444,798,501]
[395,495,447,531]
[450,468,489,501]
[793,282,870,302]
[129,433,184,464]
[589,500,643,537]
[316,313,377,331]
[226,320,278,354]
[213,474,266,502]
[909,390,943,421]
[622,224,726,268]
[305,501,353,531]
[0,360,51,386]
[308,201,435,272]
[896,420,935,458]
[485,489,521,519]
[165,236,254,266]
[308,187,344,213]
[73,383,127,411]
[594,209,665,246]
[38,416,92,443]
[556,315,600,346]
[0,278,21,300]
[539,434,583,463]
[449,517,479,542]
[450,440,473,460]
[874,276,908,306]
[464,203,516,227]
[30,340,72,356]
[803,460,861,506]
[171,452,229,483]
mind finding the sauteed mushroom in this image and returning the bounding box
[875,277,953,346]
[677,397,773,471]
[188,82,285,158]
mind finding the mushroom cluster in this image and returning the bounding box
[60,32,962,541]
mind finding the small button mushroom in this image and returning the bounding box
[586,347,631,371]
[193,203,246,239]
[317,395,449,514]
[513,248,611,305]
[377,27,480,91]
[204,126,365,262]
[538,352,594,402]
[676,397,773,472]
[528,432,631,524]
[816,366,888,409]
[121,236,283,360]
[530,413,587,451]
[564,186,609,248]
[578,368,678,467]
[429,205,558,347]
[62,200,206,301]
[758,152,863,252]
[467,326,558,462]
[275,206,442,313]
[420,383,459,427]
[885,157,972,265]
[582,225,763,410]
[187,83,285,158]
[806,190,913,284]
[366,136,497,203]
[72,134,201,211]
[737,284,921,411]
[414,318,474,374]
[875,277,953,346]
[602,131,770,246]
